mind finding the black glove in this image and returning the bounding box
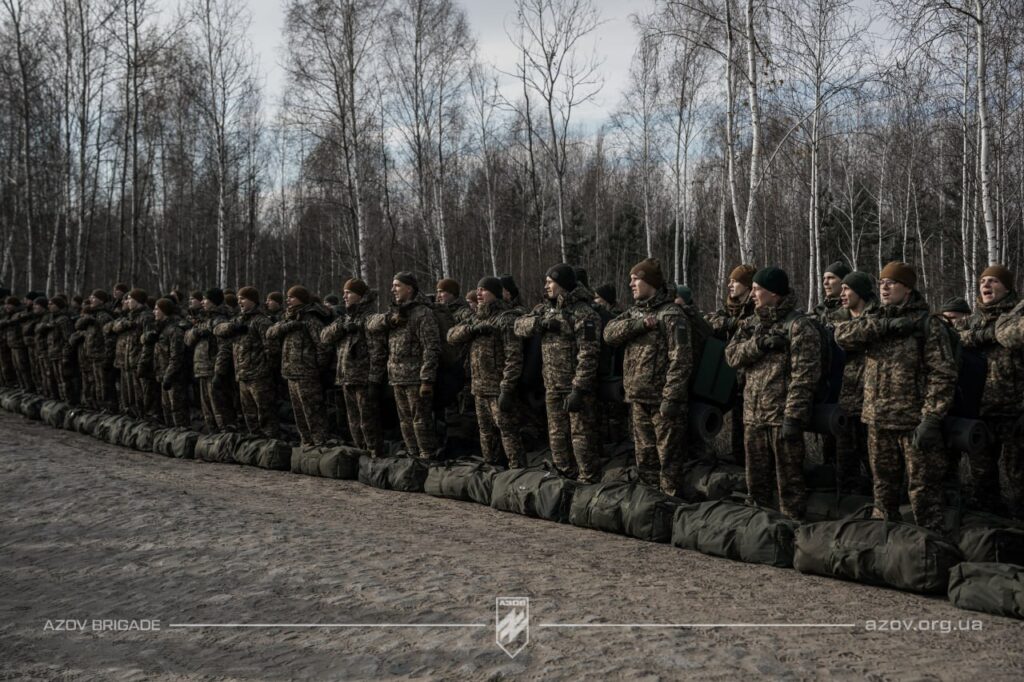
[161,377,173,391]
[542,317,563,333]
[781,418,803,442]
[883,317,917,337]
[659,399,683,419]
[912,414,944,450]
[345,321,360,334]
[756,334,788,352]
[212,373,227,390]
[564,388,586,412]
[142,331,158,345]
[498,390,516,412]
[234,321,249,334]
[474,321,495,336]
[973,325,997,345]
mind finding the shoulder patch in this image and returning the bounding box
[584,319,596,342]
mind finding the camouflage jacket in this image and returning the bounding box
[814,296,849,329]
[320,292,387,386]
[513,285,600,395]
[21,310,45,358]
[37,310,75,364]
[31,312,54,361]
[447,298,522,397]
[833,290,957,430]
[124,307,156,373]
[366,295,440,386]
[214,307,277,382]
[603,290,692,405]
[832,301,879,416]
[184,304,232,378]
[962,293,1024,418]
[0,306,27,349]
[75,305,115,363]
[724,293,822,427]
[266,303,332,381]
[104,306,131,370]
[153,315,190,384]
[707,292,755,341]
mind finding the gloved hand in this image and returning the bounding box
[387,312,404,328]
[345,321,360,334]
[474,321,495,336]
[542,317,563,333]
[161,377,173,391]
[498,389,516,412]
[142,331,158,345]
[781,418,803,442]
[659,399,683,419]
[883,317,917,337]
[419,383,433,399]
[234,321,249,334]
[912,414,944,450]
[281,320,302,334]
[564,388,586,412]
[756,334,788,353]
[973,325,997,345]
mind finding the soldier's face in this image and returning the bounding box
[190,297,202,310]
[240,297,256,312]
[436,290,454,304]
[630,274,655,301]
[979,276,1007,305]
[392,280,414,303]
[751,283,781,308]
[477,288,496,305]
[728,279,748,298]
[943,311,967,322]
[823,273,842,297]
[3,304,12,313]
[154,306,166,321]
[879,279,908,305]
[544,277,563,300]
[48,303,58,313]
[342,290,361,307]
[202,298,215,311]
[33,304,46,314]
[840,284,861,310]
[266,298,280,311]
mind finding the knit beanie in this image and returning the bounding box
[752,266,790,296]
[629,258,666,291]
[980,265,1015,292]
[841,271,874,302]
[129,288,148,304]
[940,297,972,315]
[287,285,312,305]
[879,261,917,290]
[499,274,519,300]
[729,264,756,288]
[268,291,284,305]
[156,298,177,317]
[546,263,577,292]
[573,267,590,288]
[393,271,419,291]
[477,277,503,300]
[824,261,852,279]
[437,278,460,297]
[343,278,368,297]
[90,289,110,303]
[238,286,259,304]
[675,285,693,304]
[50,295,68,309]
[595,283,617,306]
[204,287,224,305]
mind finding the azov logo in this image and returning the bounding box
[495,597,529,658]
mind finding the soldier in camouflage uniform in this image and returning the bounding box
[725,267,820,520]
[148,298,191,427]
[834,262,958,531]
[184,288,237,431]
[2,297,35,391]
[960,265,1024,517]
[436,278,472,324]
[447,277,525,466]
[514,264,602,482]
[604,259,693,495]
[40,296,77,403]
[73,290,116,409]
[814,262,851,326]
[708,264,757,464]
[267,285,332,446]
[321,279,386,455]
[215,287,280,438]
[24,297,48,395]
[120,289,157,417]
[367,272,441,459]
[106,293,138,414]
[32,299,56,398]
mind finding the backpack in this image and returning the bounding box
[781,309,840,404]
[913,313,984,419]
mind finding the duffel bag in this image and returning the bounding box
[424,458,504,505]
[678,462,747,502]
[73,410,104,436]
[358,455,430,492]
[490,465,578,523]
[804,491,874,522]
[124,420,161,452]
[19,394,44,420]
[151,427,199,459]
[957,513,1024,565]
[0,389,25,412]
[96,414,135,445]
[234,438,291,471]
[794,506,963,594]
[570,479,680,543]
[948,562,1024,620]
[195,432,251,464]
[671,499,799,567]
[290,444,362,479]
[40,400,70,428]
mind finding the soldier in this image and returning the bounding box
[959,265,1024,516]
[604,259,693,494]
[265,292,284,321]
[186,291,204,324]
[74,290,116,410]
[833,261,958,531]
[25,297,48,395]
[184,288,237,431]
[0,287,12,387]
[707,264,757,464]
[940,297,972,331]
[500,274,523,311]
[514,263,601,482]
[725,267,820,520]
[106,293,137,414]
[215,286,280,438]
[367,272,441,459]
[815,261,852,326]
[465,289,478,314]
[447,277,525,467]
[148,298,191,427]
[121,289,157,417]
[43,296,77,403]
[2,296,34,391]
[266,285,332,446]
[832,271,877,494]
[33,298,57,398]
[436,278,472,324]
[594,284,618,314]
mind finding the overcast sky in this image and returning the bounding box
[244,0,657,130]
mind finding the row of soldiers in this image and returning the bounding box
[1,256,1022,528]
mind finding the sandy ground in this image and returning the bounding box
[1,410,1023,681]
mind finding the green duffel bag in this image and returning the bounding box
[671,499,799,567]
[570,479,680,543]
[0,389,25,412]
[957,513,1024,565]
[678,462,747,502]
[948,562,1024,620]
[804,491,874,522]
[233,438,291,471]
[97,414,135,445]
[40,400,70,428]
[151,427,199,459]
[599,453,636,483]
[124,421,161,451]
[194,432,251,464]
[289,444,362,479]
[490,465,579,523]
[69,409,102,435]
[19,394,44,420]
[794,506,964,594]
[424,458,505,505]
[358,455,430,492]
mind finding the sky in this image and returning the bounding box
[244,0,658,130]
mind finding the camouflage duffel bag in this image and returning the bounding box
[194,432,251,464]
[40,400,70,428]
[677,462,747,502]
[804,491,874,522]
[794,507,963,594]
[124,421,162,452]
[290,444,362,479]
[233,438,291,471]
[358,455,430,492]
[671,499,799,568]
[19,394,44,420]
[948,562,1024,620]
[571,479,680,543]
[490,465,579,523]
[424,458,505,506]
[151,427,199,459]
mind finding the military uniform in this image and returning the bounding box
[75,302,115,409]
[41,306,77,403]
[707,291,756,463]
[215,305,280,438]
[152,314,191,427]
[2,306,34,391]
[831,300,878,494]
[185,303,237,431]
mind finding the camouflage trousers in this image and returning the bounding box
[12,347,34,391]
[239,378,280,439]
[965,417,1024,518]
[160,383,191,427]
[50,360,78,405]
[835,419,871,495]
[38,360,58,399]
[393,384,438,459]
[30,349,44,392]
[744,425,808,520]
[630,401,688,496]
[135,375,159,420]
[866,425,945,532]
[85,362,116,410]
[343,384,382,456]
[287,377,329,446]
[475,395,525,468]
[545,392,600,483]
[118,368,136,415]
[198,376,237,431]
[0,346,14,386]
[730,395,746,465]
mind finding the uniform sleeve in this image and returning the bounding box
[603,310,644,347]
[571,307,601,392]
[661,311,693,404]
[514,312,543,338]
[500,316,523,392]
[833,315,884,351]
[706,309,733,340]
[321,317,346,345]
[995,304,1024,349]
[213,334,233,377]
[784,317,822,425]
[367,327,388,384]
[166,328,187,381]
[922,316,958,420]
[417,310,441,384]
[446,321,475,346]
[724,320,764,369]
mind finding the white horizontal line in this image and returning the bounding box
[168,623,487,629]
[539,623,857,629]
